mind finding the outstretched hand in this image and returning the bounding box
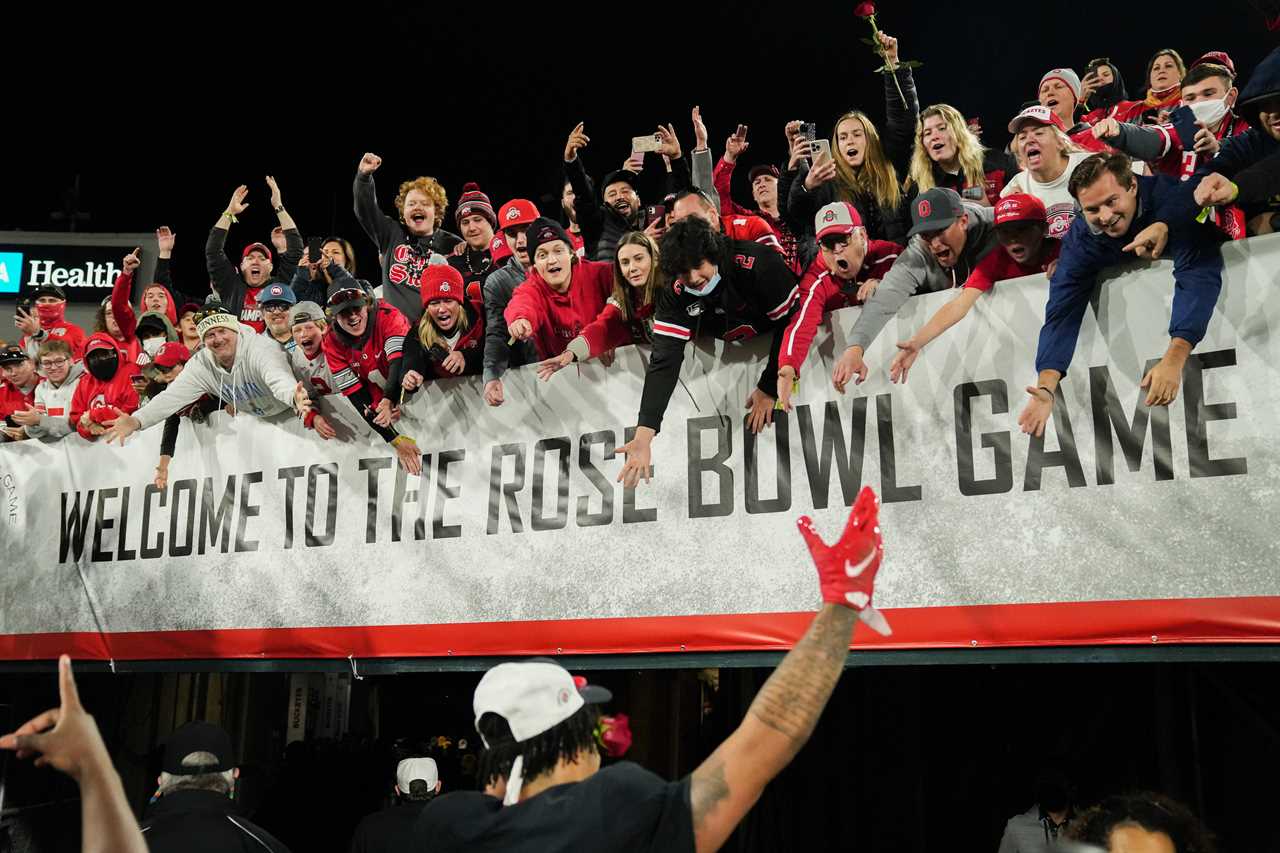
[796,487,891,635]
[0,656,110,781]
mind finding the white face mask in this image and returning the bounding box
[1188,97,1229,128]
[682,271,721,297]
[142,337,165,356]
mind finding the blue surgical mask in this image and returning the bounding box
[682,271,721,297]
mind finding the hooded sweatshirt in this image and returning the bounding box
[27,361,85,440]
[847,201,999,351]
[69,334,141,439]
[205,227,303,332]
[135,310,180,350]
[1081,61,1130,121]
[504,259,615,359]
[997,804,1070,853]
[137,282,179,326]
[131,324,300,430]
[109,269,152,378]
[19,303,87,362]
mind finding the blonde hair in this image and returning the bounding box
[908,104,987,194]
[1012,126,1081,171]
[396,177,449,229]
[831,111,902,212]
[611,232,664,322]
[417,299,470,351]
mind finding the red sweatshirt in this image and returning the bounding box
[1,379,38,422]
[110,270,147,379]
[504,259,614,358]
[69,334,140,439]
[577,296,656,359]
[778,240,902,376]
[964,239,1062,292]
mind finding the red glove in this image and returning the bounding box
[796,486,892,636]
[88,405,122,425]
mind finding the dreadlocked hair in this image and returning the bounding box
[657,217,728,283]
[476,704,600,791]
[1066,792,1217,853]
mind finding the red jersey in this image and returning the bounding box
[504,259,614,359]
[569,229,586,259]
[322,301,410,406]
[239,285,267,333]
[964,239,1062,293]
[712,157,803,274]
[778,240,902,376]
[1149,113,1251,239]
[722,214,784,257]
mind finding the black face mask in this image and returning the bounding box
[86,351,119,381]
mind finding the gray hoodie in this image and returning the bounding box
[481,257,538,384]
[26,361,85,440]
[132,324,299,430]
[848,201,999,351]
[997,805,1069,853]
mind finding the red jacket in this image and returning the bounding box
[323,301,410,406]
[1,379,38,422]
[1148,113,1252,239]
[504,259,614,358]
[69,334,140,439]
[109,271,148,379]
[579,295,656,359]
[778,240,902,376]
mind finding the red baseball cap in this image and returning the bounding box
[152,342,192,369]
[489,233,513,265]
[242,242,272,260]
[420,264,465,305]
[1007,105,1066,135]
[814,202,863,241]
[497,199,539,231]
[993,193,1047,227]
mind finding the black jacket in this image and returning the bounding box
[638,239,799,433]
[141,789,292,853]
[786,66,919,251]
[205,227,303,319]
[565,154,692,262]
[349,800,433,853]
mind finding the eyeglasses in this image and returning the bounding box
[39,357,70,369]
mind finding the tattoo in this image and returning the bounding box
[690,758,730,829]
[746,605,857,746]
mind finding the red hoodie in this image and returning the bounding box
[69,333,141,439]
[109,270,149,378]
[504,259,614,358]
[137,281,179,325]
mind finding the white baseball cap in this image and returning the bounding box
[473,661,612,746]
[396,757,439,791]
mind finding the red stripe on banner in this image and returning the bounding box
[1,596,1278,661]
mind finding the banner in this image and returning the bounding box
[2,236,1278,661]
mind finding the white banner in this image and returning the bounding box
[1,236,1277,658]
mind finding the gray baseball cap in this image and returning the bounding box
[289,301,325,327]
[906,188,965,238]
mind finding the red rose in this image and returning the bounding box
[598,714,632,758]
[853,1,876,17]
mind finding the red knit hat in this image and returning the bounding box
[456,182,497,229]
[420,264,465,305]
[1190,50,1235,78]
[497,199,540,231]
[489,232,513,265]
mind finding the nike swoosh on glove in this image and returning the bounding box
[796,486,892,636]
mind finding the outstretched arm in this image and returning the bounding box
[689,488,889,853]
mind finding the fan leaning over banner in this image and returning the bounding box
[141,343,227,490]
[69,334,141,442]
[481,199,543,407]
[353,152,463,325]
[415,487,891,853]
[8,339,84,441]
[321,279,424,475]
[401,264,486,391]
[1017,152,1224,437]
[206,177,303,333]
[830,187,999,391]
[890,194,1060,384]
[774,202,901,411]
[615,216,799,487]
[100,308,315,445]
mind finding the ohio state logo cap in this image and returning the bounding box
[814,201,862,240]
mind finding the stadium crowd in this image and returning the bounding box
[2,37,1278,491]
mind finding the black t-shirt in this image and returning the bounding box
[349,800,431,853]
[413,762,694,853]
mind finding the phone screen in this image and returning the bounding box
[308,237,325,263]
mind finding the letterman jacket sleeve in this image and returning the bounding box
[748,249,802,394]
[637,287,693,433]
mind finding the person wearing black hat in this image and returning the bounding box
[140,721,291,853]
[1189,46,1280,237]
[15,283,87,362]
[0,344,40,442]
[562,121,692,263]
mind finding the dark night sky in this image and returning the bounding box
[6,2,1276,288]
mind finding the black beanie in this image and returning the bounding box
[525,217,574,260]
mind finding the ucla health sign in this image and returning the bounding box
[0,232,155,304]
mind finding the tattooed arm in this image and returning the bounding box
[689,487,887,853]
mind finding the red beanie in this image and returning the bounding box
[455,182,497,229]
[420,264,465,305]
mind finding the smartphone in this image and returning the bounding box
[799,122,818,161]
[811,139,833,165]
[308,236,325,264]
[632,134,663,154]
[15,296,33,321]
[645,204,666,227]
[1168,105,1199,149]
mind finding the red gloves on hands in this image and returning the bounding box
[797,486,892,636]
[89,405,123,425]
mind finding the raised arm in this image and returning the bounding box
[265,176,303,280]
[878,33,920,176]
[352,153,399,249]
[111,250,141,340]
[207,185,250,302]
[689,487,890,853]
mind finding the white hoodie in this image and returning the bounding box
[26,362,85,440]
[133,324,299,430]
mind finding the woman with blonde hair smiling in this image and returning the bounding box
[537,231,664,379]
[906,103,1018,207]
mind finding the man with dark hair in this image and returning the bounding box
[417,486,892,852]
[616,216,799,486]
[997,770,1074,853]
[1018,152,1223,437]
[1066,792,1218,853]
[349,757,441,853]
[141,721,292,852]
